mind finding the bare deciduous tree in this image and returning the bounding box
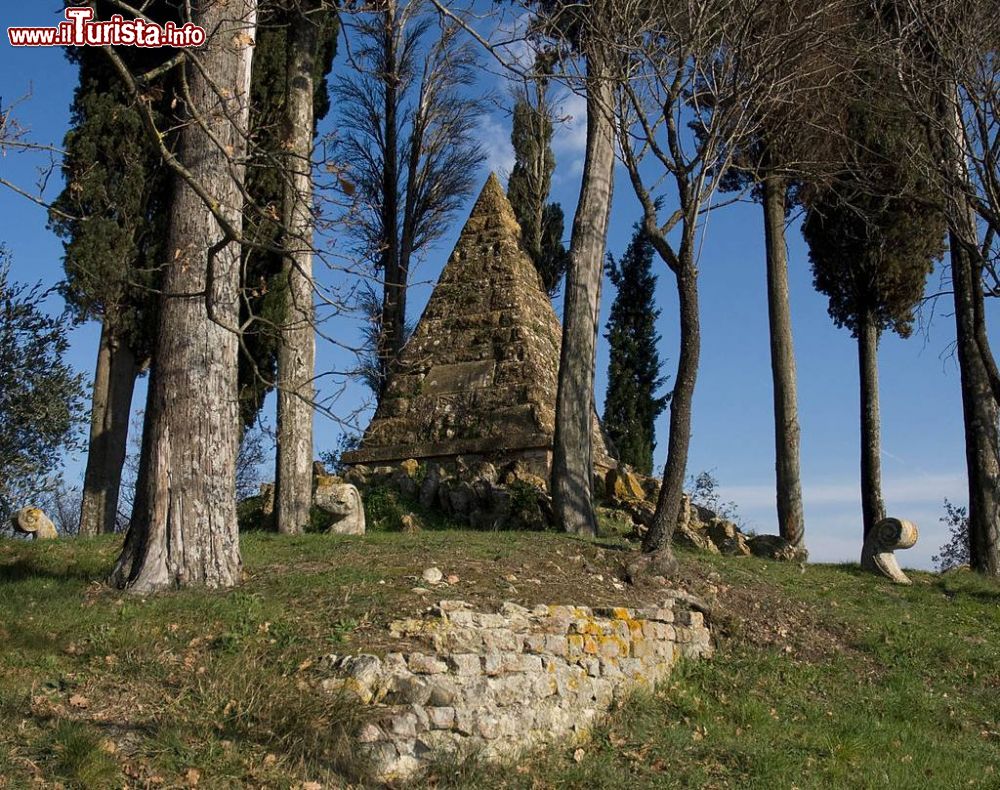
[879,0,1000,575]
[615,0,829,569]
[334,1,485,398]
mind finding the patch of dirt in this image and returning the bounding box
[672,558,869,666]
[258,535,681,656]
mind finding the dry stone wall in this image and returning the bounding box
[322,597,712,780]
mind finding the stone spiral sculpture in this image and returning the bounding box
[10,507,58,540]
[861,517,918,584]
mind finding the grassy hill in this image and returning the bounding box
[1,528,998,788]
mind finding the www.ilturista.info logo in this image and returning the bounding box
[8,6,206,48]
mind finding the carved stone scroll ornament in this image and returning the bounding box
[10,507,58,540]
[861,517,918,584]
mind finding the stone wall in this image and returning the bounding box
[321,597,712,780]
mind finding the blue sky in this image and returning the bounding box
[2,3,993,568]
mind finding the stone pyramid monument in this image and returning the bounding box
[343,173,613,478]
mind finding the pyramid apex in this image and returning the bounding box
[467,172,520,232]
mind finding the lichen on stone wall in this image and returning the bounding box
[320,598,712,780]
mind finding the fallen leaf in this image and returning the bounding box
[573,748,585,763]
[69,694,90,709]
[185,767,201,786]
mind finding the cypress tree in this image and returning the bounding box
[602,225,669,475]
[507,60,570,298]
[240,1,338,430]
[48,0,178,536]
[802,88,945,540]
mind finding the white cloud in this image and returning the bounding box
[551,89,587,178]
[478,114,514,181]
[717,472,967,569]
[721,473,967,511]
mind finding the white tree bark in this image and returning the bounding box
[111,0,257,591]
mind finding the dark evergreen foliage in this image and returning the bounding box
[47,0,181,360]
[602,225,668,475]
[239,0,338,428]
[507,71,570,297]
[801,97,945,341]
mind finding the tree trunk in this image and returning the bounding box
[275,6,318,536]
[942,92,1000,576]
[857,311,885,540]
[642,253,699,565]
[377,4,402,399]
[112,364,157,578]
[950,227,1000,575]
[551,49,615,537]
[110,0,256,592]
[79,322,139,536]
[761,175,805,548]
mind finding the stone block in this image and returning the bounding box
[389,675,431,706]
[427,676,459,706]
[390,712,418,738]
[543,634,568,656]
[448,653,482,676]
[428,706,456,730]
[483,651,503,676]
[408,653,449,675]
[473,612,509,629]
[504,652,543,673]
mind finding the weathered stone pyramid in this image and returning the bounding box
[343,173,612,476]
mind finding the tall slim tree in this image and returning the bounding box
[507,57,570,297]
[48,2,176,537]
[335,1,484,398]
[602,224,668,475]
[879,0,1000,576]
[239,0,338,435]
[802,91,945,541]
[109,0,258,591]
[760,168,806,549]
[614,0,805,569]
[274,1,338,534]
[529,0,625,537]
[239,0,338,535]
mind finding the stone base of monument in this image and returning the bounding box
[320,598,712,781]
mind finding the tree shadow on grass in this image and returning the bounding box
[0,557,107,584]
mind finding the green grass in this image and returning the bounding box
[426,557,1000,789]
[1,531,998,788]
